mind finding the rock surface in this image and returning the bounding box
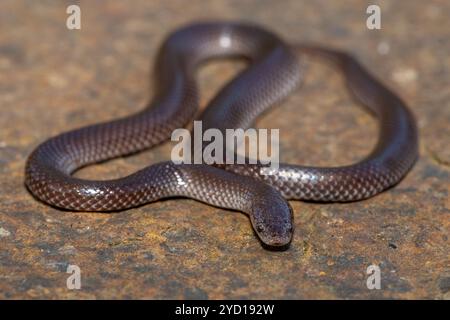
[0,0,448,299]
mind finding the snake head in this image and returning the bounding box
[250,193,294,248]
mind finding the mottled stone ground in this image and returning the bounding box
[0,0,448,299]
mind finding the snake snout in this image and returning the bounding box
[251,199,294,248]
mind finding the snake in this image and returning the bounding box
[24,22,418,248]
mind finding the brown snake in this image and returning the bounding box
[25,22,418,248]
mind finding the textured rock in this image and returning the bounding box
[0,0,448,299]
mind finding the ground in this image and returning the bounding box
[0,0,448,299]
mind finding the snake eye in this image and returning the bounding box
[256,225,264,233]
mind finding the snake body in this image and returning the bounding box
[25,22,418,247]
